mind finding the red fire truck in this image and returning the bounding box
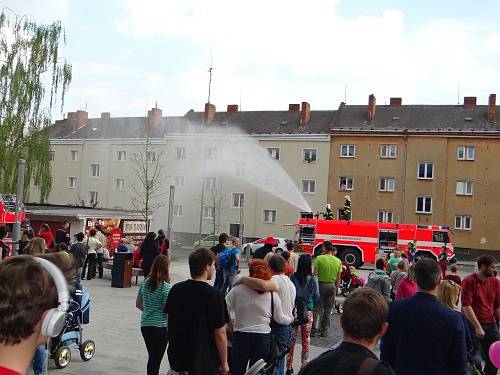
[296,214,455,268]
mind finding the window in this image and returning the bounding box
[88,191,98,205]
[114,178,125,190]
[303,148,317,162]
[204,177,216,190]
[302,180,316,194]
[416,196,432,214]
[379,177,396,192]
[417,162,434,179]
[203,206,214,219]
[340,144,356,157]
[116,151,126,161]
[235,162,246,177]
[90,164,100,177]
[433,231,450,243]
[50,150,55,162]
[174,176,185,188]
[173,204,183,216]
[380,144,397,158]
[175,146,186,160]
[67,177,77,189]
[70,150,79,161]
[232,193,245,208]
[267,148,280,160]
[454,215,472,230]
[263,209,277,224]
[338,177,354,191]
[205,147,217,159]
[456,180,473,196]
[146,151,156,162]
[378,210,394,223]
[337,208,351,220]
[457,145,475,161]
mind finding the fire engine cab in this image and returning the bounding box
[296,213,455,268]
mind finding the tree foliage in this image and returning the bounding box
[0,9,72,201]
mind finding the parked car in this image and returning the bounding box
[193,234,235,250]
[243,237,288,255]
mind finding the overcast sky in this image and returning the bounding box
[6,0,500,119]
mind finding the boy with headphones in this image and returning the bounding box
[0,255,69,375]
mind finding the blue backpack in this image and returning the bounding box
[219,247,237,270]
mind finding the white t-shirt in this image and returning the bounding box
[96,231,107,254]
[289,252,300,272]
[226,284,292,334]
[272,274,296,323]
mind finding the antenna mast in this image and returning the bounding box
[457,82,460,105]
[207,44,213,104]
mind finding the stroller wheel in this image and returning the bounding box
[54,346,71,369]
[336,302,343,314]
[80,340,95,361]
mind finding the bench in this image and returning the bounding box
[102,261,144,285]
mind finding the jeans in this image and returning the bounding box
[213,264,223,290]
[221,269,237,295]
[33,344,47,374]
[470,322,500,375]
[141,326,169,375]
[231,331,271,375]
[270,321,292,375]
[313,282,336,335]
[97,252,104,278]
[81,257,89,279]
[76,266,83,283]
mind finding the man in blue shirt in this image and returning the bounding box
[220,238,241,295]
[380,258,467,374]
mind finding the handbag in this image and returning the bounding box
[267,292,280,362]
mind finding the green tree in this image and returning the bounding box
[0,9,72,201]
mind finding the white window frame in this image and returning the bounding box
[116,151,126,161]
[114,178,125,191]
[173,175,185,188]
[50,150,55,162]
[69,150,79,162]
[416,196,432,214]
[379,177,396,192]
[457,145,475,161]
[204,176,216,190]
[88,191,98,205]
[203,206,214,219]
[67,176,78,189]
[232,193,245,208]
[380,144,397,159]
[456,180,473,196]
[301,179,316,194]
[417,162,434,180]
[146,151,156,162]
[263,209,277,224]
[173,204,183,217]
[205,147,217,159]
[454,215,472,230]
[338,176,354,191]
[90,163,100,178]
[378,210,394,223]
[303,148,318,163]
[340,144,356,158]
[267,147,280,160]
[175,146,186,160]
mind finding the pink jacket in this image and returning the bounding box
[396,277,417,300]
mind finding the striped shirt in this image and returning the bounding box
[138,278,171,327]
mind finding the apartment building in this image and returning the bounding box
[32,103,334,245]
[328,94,500,258]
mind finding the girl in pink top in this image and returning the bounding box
[396,266,417,300]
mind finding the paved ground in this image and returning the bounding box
[41,252,475,374]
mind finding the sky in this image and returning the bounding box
[5,0,500,119]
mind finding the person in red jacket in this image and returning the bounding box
[133,245,143,268]
[38,223,54,250]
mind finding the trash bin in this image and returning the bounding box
[111,252,132,288]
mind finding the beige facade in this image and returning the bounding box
[328,133,500,254]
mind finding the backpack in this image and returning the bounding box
[219,247,237,270]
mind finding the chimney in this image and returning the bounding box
[464,96,477,107]
[488,94,496,125]
[368,94,376,122]
[147,106,162,130]
[101,112,111,120]
[74,110,88,131]
[203,103,216,125]
[67,112,76,120]
[389,97,402,107]
[300,102,311,126]
[227,104,239,113]
[289,104,300,113]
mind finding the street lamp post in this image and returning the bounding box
[12,159,26,255]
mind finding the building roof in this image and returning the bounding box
[332,103,500,135]
[49,109,336,140]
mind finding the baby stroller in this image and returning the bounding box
[244,342,289,375]
[339,263,364,297]
[50,286,95,369]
